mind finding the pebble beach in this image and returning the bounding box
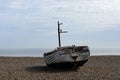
[0,56,120,80]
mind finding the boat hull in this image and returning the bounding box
[44,46,90,68]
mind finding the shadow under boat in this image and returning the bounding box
[26,66,77,73]
[47,59,88,68]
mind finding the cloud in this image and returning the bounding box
[1,0,120,48]
[1,0,120,35]
[97,0,120,11]
[8,0,28,9]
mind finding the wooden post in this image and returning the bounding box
[57,21,62,47]
[57,21,68,47]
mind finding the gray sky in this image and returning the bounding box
[0,0,120,49]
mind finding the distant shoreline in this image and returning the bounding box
[0,48,120,56]
[0,55,120,57]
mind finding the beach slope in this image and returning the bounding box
[0,56,120,80]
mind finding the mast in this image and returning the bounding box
[57,21,68,47]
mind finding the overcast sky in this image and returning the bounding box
[0,0,120,49]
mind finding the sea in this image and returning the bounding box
[0,48,120,57]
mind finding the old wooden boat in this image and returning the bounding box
[43,21,90,68]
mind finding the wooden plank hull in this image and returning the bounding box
[44,46,90,68]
